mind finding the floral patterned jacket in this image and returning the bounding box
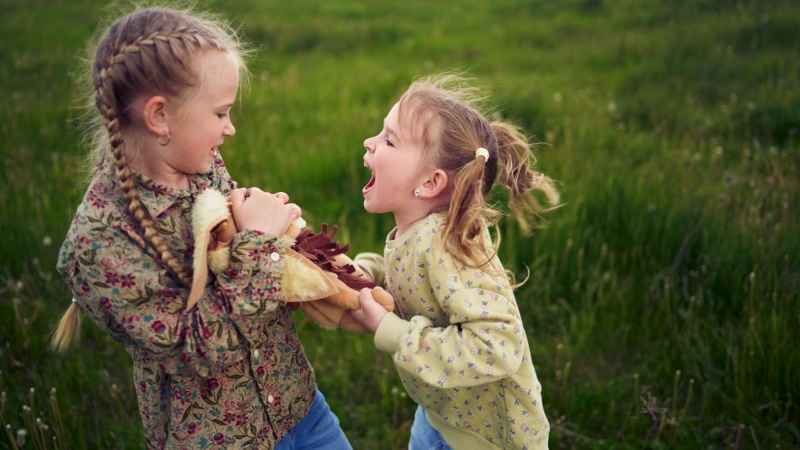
[57,155,316,449]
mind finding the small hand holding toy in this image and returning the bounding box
[187,189,393,330]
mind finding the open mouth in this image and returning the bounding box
[362,171,376,194]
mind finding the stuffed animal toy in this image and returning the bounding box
[187,188,393,331]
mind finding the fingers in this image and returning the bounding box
[229,187,301,236]
[355,288,388,332]
[358,288,382,314]
[234,187,290,203]
[286,203,302,221]
[229,188,247,209]
[358,287,374,306]
[349,305,367,323]
[340,312,369,333]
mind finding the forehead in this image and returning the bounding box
[394,98,441,152]
[191,50,240,99]
[385,102,401,126]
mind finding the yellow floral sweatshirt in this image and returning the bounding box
[361,212,549,450]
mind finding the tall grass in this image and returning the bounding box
[1,0,797,448]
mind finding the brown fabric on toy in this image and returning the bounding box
[292,225,375,291]
[188,188,393,330]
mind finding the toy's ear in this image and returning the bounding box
[187,189,231,311]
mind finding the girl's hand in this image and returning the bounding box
[350,288,389,333]
[230,187,301,238]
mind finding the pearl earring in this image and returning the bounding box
[413,188,421,197]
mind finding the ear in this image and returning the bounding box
[418,169,449,199]
[142,96,170,137]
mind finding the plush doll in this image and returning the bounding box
[187,189,393,330]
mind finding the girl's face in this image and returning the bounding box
[164,50,239,175]
[362,102,430,224]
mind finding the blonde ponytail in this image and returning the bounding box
[491,121,560,232]
[50,302,81,352]
[442,151,501,266]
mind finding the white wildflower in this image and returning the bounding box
[16,428,27,447]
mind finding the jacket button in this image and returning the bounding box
[267,395,274,404]
[270,252,281,262]
[253,349,260,360]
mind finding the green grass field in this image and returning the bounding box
[1,0,798,448]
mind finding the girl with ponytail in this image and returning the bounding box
[52,6,350,449]
[350,74,559,450]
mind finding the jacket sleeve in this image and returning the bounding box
[374,235,526,388]
[57,221,290,377]
[212,230,295,342]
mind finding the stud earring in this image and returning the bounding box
[157,132,171,146]
[413,188,421,198]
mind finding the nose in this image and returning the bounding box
[224,121,236,137]
[363,136,375,154]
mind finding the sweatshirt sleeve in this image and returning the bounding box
[57,221,289,378]
[354,252,386,286]
[374,235,527,388]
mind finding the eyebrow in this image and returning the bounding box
[384,123,401,142]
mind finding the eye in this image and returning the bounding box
[382,130,395,147]
[217,112,228,119]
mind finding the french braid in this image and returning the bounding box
[93,26,225,287]
[54,7,245,351]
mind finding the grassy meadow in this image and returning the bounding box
[1,0,799,448]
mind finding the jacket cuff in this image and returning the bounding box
[374,312,411,354]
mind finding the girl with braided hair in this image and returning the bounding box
[51,6,351,450]
[349,75,559,450]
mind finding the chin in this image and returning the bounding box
[363,200,376,213]
[195,162,213,174]
[363,198,386,214]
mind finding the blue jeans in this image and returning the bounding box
[275,390,352,450]
[409,406,453,450]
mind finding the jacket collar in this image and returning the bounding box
[98,157,216,219]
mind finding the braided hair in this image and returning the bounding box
[52,6,245,351]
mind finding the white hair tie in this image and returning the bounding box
[475,147,490,161]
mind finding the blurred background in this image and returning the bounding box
[1,0,798,448]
